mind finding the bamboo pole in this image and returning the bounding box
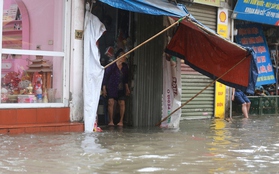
[104,16,188,69]
[156,55,250,126]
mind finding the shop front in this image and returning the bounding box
[231,0,279,116]
[0,0,85,133]
[1,0,215,133]
[90,0,189,128]
[89,0,257,129]
[0,0,260,134]
[0,0,191,133]
[1,0,68,105]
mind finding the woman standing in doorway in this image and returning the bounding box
[102,49,130,126]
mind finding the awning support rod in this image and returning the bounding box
[156,55,249,126]
[104,15,188,69]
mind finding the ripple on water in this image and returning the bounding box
[0,118,279,173]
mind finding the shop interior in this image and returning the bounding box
[92,1,134,124]
[1,0,64,104]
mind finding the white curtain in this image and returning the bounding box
[83,9,106,132]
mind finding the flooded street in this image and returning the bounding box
[1,116,279,173]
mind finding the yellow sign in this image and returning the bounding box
[194,0,221,7]
[214,8,228,119]
[214,82,226,118]
[218,24,227,38]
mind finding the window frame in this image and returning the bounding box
[0,0,71,108]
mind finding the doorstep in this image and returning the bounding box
[0,122,84,134]
[0,107,84,134]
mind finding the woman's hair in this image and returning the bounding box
[115,48,124,58]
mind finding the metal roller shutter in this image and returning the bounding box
[181,72,215,119]
[180,3,217,119]
[186,3,217,31]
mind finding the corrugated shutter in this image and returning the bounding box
[127,13,164,127]
[181,73,215,119]
[186,3,217,31]
[180,3,217,119]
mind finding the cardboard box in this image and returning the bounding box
[18,95,35,103]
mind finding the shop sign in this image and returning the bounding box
[194,0,221,7]
[217,8,228,38]
[75,30,83,40]
[232,0,279,26]
[235,22,276,86]
[214,8,228,119]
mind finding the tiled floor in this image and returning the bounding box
[0,108,84,134]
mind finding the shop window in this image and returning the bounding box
[1,54,63,104]
[2,0,64,51]
[1,0,66,106]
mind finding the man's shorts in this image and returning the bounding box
[234,91,250,105]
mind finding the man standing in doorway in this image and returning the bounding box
[232,88,251,118]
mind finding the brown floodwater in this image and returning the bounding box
[1,116,279,173]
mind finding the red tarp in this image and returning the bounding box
[165,17,258,93]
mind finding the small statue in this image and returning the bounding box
[34,79,42,95]
[43,88,48,103]
[26,83,33,94]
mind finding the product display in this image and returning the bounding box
[1,0,62,104]
[1,55,54,103]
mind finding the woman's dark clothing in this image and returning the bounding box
[103,62,129,100]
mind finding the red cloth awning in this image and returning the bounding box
[165,17,258,93]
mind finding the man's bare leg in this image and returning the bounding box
[242,103,249,118]
[247,102,251,114]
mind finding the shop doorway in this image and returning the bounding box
[93,2,164,127]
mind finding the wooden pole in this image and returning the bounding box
[156,55,250,126]
[104,16,187,69]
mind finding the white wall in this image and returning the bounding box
[69,0,84,121]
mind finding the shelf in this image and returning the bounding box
[2,1,28,50]
[2,30,22,34]
[2,37,22,42]
[2,40,21,43]
[3,20,22,25]
[2,25,22,48]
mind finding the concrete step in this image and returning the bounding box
[0,107,84,134]
[0,122,84,134]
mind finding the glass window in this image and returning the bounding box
[1,54,63,104]
[1,0,67,106]
[2,0,64,51]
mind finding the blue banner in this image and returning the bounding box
[99,0,188,18]
[233,0,279,26]
[235,21,276,86]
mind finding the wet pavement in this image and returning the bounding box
[1,116,279,173]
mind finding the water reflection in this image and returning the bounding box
[81,133,107,154]
[1,117,279,173]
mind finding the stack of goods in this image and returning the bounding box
[26,55,53,91]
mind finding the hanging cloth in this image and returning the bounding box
[83,7,106,132]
